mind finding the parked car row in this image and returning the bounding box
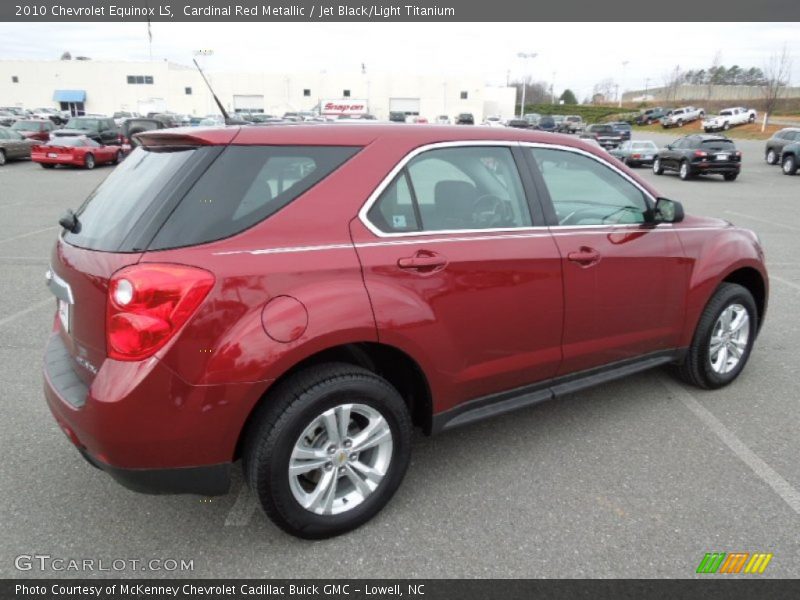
[764,127,800,176]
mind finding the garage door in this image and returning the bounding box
[389,98,421,115]
[233,95,265,112]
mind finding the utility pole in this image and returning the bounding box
[644,77,650,103]
[516,52,537,118]
[619,60,629,107]
[551,71,556,104]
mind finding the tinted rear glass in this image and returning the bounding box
[148,145,360,250]
[66,118,99,130]
[64,147,198,251]
[701,139,736,151]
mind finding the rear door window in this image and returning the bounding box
[148,145,359,249]
[64,147,200,251]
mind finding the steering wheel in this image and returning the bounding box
[473,194,510,228]
[558,207,601,226]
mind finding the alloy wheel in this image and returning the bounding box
[289,403,393,516]
[709,303,750,375]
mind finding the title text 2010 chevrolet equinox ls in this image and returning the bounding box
[43,124,768,538]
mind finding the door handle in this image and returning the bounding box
[567,246,601,267]
[397,251,447,272]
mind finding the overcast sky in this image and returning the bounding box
[0,22,797,99]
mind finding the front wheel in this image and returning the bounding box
[783,154,798,175]
[653,157,664,175]
[243,363,412,539]
[674,283,758,389]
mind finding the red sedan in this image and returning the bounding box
[32,136,122,169]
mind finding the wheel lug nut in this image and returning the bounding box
[325,462,332,470]
[338,466,346,475]
[350,453,358,461]
[327,445,336,454]
[343,439,352,448]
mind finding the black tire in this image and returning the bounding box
[674,283,758,389]
[723,173,739,181]
[0,149,5,166]
[677,120,684,128]
[678,160,693,180]
[723,122,730,131]
[113,151,122,165]
[782,154,798,175]
[84,153,95,170]
[653,157,664,175]
[766,148,779,165]
[242,363,412,539]
[40,163,55,169]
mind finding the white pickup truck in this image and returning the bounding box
[661,106,705,128]
[702,107,757,132]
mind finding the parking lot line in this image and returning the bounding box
[224,484,259,527]
[661,376,800,516]
[724,210,800,233]
[0,226,57,245]
[0,297,52,329]
[772,275,800,292]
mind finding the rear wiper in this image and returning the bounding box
[59,209,81,233]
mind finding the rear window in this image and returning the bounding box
[701,139,736,151]
[49,138,90,147]
[66,118,99,130]
[65,145,359,252]
[149,145,359,250]
[11,121,41,131]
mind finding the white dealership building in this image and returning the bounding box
[0,59,516,121]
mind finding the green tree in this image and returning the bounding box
[559,89,578,104]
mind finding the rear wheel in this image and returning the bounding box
[782,154,798,175]
[679,161,692,180]
[674,283,758,389]
[766,148,778,165]
[677,120,684,127]
[723,173,739,181]
[723,122,730,131]
[113,151,122,165]
[0,149,6,166]
[40,163,55,169]
[653,157,664,175]
[84,153,95,170]
[243,363,412,539]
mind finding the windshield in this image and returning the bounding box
[48,138,89,147]
[65,118,99,131]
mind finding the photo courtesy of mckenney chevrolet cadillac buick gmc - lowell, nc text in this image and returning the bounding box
[43,123,767,538]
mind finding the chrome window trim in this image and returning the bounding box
[357,140,547,238]
[358,140,661,238]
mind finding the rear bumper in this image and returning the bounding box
[43,331,265,494]
[78,449,231,495]
[32,155,80,165]
[691,161,741,174]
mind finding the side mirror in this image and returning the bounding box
[654,197,684,223]
[665,144,673,150]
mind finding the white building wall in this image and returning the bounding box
[0,59,514,121]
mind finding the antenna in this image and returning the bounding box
[192,58,246,125]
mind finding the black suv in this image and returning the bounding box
[52,117,120,145]
[765,128,800,165]
[653,134,741,181]
[455,113,475,125]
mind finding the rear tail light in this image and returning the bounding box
[694,150,708,158]
[106,264,215,361]
[736,151,742,158]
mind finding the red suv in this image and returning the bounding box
[43,125,768,538]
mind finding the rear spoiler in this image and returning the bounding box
[134,128,239,148]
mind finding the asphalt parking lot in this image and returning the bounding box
[1,129,798,579]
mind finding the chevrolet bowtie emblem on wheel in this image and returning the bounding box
[696,552,773,574]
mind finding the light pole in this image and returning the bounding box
[619,60,629,107]
[644,78,650,103]
[551,71,556,104]
[517,52,537,118]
